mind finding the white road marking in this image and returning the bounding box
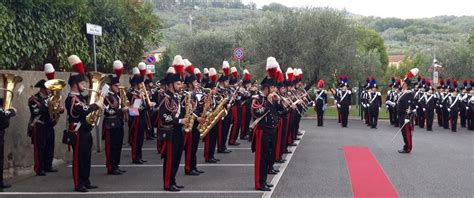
[0,190,263,195]
[67,164,282,168]
[121,147,251,151]
[262,130,306,198]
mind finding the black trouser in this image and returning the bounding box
[388,107,395,125]
[450,110,459,132]
[443,108,450,129]
[460,107,466,127]
[398,112,412,152]
[184,125,200,174]
[417,107,425,128]
[162,126,184,189]
[33,123,55,174]
[436,106,443,127]
[253,126,272,189]
[268,129,276,171]
[130,115,146,162]
[229,104,242,144]
[204,126,218,161]
[218,114,232,152]
[315,105,324,126]
[240,103,251,139]
[0,129,5,184]
[369,107,379,128]
[426,109,434,130]
[72,129,93,189]
[277,117,288,161]
[468,109,474,130]
[340,105,349,127]
[103,123,124,173]
[364,108,370,125]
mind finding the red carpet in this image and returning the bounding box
[343,146,399,198]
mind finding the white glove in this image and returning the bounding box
[349,106,352,110]
[337,104,341,108]
[440,105,443,108]
[423,108,426,112]
[378,107,381,111]
[416,105,419,109]
[404,119,410,124]
[466,107,469,110]
[386,105,389,108]
[448,108,451,112]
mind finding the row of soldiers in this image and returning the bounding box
[0,55,308,192]
[386,77,474,132]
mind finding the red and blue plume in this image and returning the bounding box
[417,76,422,82]
[391,77,395,84]
[463,80,468,87]
[453,80,458,88]
[366,77,370,83]
[370,78,377,87]
[446,79,451,86]
[470,80,474,87]
[439,79,444,85]
[421,78,426,85]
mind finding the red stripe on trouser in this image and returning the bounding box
[204,135,210,161]
[240,105,247,138]
[33,125,40,174]
[164,140,173,188]
[254,127,262,189]
[104,127,112,172]
[185,133,192,173]
[230,106,239,144]
[217,121,223,150]
[275,120,282,161]
[405,126,412,151]
[131,118,139,161]
[73,132,80,189]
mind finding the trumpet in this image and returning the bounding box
[45,79,66,124]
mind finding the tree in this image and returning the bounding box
[179,31,234,69]
[0,0,162,71]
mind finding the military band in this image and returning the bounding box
[1,52,473,193]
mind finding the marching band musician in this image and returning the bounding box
[145,71,156,140]
[202,68,221,163]
[447,81,460,132]
[159,66,186,192]
[273,69,291,165]
[228,67,243,146]
[240,69,253,140]
[459,80,469,128]
[361,78,370,126]
[435,80,445,127]
[415,78,426,128]
[216,61,232,154]
[127,65,155,164]
[386,77,397,126]
[28,64,61,176]
[102,61,127,175]
[293,68,305,137]
[367,78,382,129]
[314,79,327,127]
[65,55,103,192]
[467,81,474,130]
[441,80,451,129]
[0,95,17,189]
[183,59,204,176]
[422,82,437,131]
[251,57,283,191]
[285,68,298,148]
[397,68,418,154]
[337,75,351,128]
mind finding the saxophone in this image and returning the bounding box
[118,86,130,122]
[198,96,229,139]
[183,91,195,133]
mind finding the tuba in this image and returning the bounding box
[86,72,108,126]
[198,97,229,139]
[45,79,66,124]
[1,73,23,109]
[118,86,130,122]
[183,91,195,133]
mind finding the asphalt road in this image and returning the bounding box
[1,119,473,198]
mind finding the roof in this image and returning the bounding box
[388,55,405,63]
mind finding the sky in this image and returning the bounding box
[242,0,474,19]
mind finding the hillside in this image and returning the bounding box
[154,5,474,55]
